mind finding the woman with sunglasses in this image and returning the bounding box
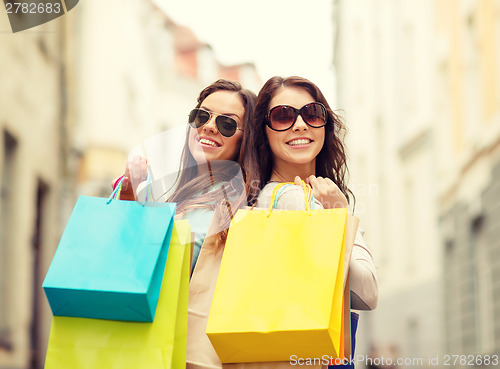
[235,76,378,368]
[118,78,255,202]
[117,79,256,264]
[115,79,257,368]
[117,77,257,276]
[119,79,254,206]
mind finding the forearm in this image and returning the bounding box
[349,231,378,310]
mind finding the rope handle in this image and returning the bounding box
[267,180,313,217]
[107,171,153,204]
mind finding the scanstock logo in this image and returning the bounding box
[3,0,79,33]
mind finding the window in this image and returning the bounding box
[444,239,462,353]
[30,180,49,368]
[472,216,495,353]
[0,130,17,350]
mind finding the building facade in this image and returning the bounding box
[0,8,74,369]
[436,0,500,361]
[333,0,500,367]
[75,0,260,198]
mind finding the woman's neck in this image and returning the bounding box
[269,160,316,183]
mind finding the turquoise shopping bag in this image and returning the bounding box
[43,196,176,322]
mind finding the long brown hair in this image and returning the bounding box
[167,79,257,241]
[241,76,354,207]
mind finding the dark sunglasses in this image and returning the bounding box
[266,102,327,131]
[188,108,242,138]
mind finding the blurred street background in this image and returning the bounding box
[1,0,499,368]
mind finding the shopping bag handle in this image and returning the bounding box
[267,180,312,217]
[107,171,153,204]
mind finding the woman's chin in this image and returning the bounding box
[284,155,317,166]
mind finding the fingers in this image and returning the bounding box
[308,175,348,209]
[308,175,329,192]
[308,175,317,188]
[129,156,147,184]
[119,156,147,200]
[309,175,335,190]
[310,175,334,188]
[294,176,303,187]
[324,177,336,186]
[122,176,130,191]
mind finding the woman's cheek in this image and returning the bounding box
[221,134,242,161]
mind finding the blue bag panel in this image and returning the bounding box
[43,196,176,322]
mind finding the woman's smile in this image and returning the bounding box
[197,136,222,148]
[285,137,314,147]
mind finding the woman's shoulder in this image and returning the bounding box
[256,182,323,210]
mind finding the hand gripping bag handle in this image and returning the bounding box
[267,180,313,216]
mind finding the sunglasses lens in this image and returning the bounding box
[302,103,326,127]
[216,116,238,137]
[269,106,296,130]
[188,109,210,128]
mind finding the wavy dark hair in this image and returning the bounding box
[241,76,354,208]
[167,79,257,246]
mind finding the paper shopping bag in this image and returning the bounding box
[43,196,176,322]
[44,220,191,369]
[206,205,348,363]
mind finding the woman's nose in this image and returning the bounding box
[203,116,219,133]
[292,115,308,131]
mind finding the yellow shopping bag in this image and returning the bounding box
[206,183,349,363]
[44,220,191,369]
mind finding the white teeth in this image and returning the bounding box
[287,139,311,146]
[199,138,220,147]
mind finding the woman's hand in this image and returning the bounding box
[294,175,348,209]
[112,156,148,201]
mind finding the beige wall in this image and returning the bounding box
[0,8,72,369]
[74,0,215,198]
[334,0,500,365]
[436,0,500,208]
[334,0,441,363]
[435,0,500,356]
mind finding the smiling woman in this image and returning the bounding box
[236,75,378,368]
[242,76,352,208]
[187,90,245,164]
